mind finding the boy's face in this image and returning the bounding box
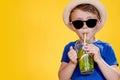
[69,9,101,42]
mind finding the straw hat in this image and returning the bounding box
[63,0,107,31]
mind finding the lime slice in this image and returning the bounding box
[80,54,88,60]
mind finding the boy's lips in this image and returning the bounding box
[83,33,88,35]
[82,33,88,38]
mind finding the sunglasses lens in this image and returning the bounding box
[86,19,97,28]
[72,20,83,29]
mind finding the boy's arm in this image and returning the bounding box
[96,59,120,80]
[58,46,77,80]
[58,62,77,80]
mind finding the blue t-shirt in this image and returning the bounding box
[61,40,118,80]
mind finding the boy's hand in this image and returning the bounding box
[83,43,102,63]
[68,46,77,64]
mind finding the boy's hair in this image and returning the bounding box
[69,4,101,22]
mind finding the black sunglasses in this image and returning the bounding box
[72,19,97,29]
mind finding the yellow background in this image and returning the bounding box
[1,0,120,80]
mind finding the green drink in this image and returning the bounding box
[78,48,94,75]
[77,34,94,75]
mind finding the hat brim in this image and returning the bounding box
[63,0,107,31]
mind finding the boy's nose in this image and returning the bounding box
[82,22,88,29]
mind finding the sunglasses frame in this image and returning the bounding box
[71,19,98,29]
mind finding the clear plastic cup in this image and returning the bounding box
[78,48,94,75]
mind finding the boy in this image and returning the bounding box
[58,0,120,80]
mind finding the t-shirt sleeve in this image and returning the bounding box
[61,44,70,63]
[104,44,118,66]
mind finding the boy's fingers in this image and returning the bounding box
[69,46,77,54]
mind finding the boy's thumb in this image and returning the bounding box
[70,46,73,50]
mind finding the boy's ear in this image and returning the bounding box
[99,19,102,23]
[69,22,76,31]
[97,19,102,32]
